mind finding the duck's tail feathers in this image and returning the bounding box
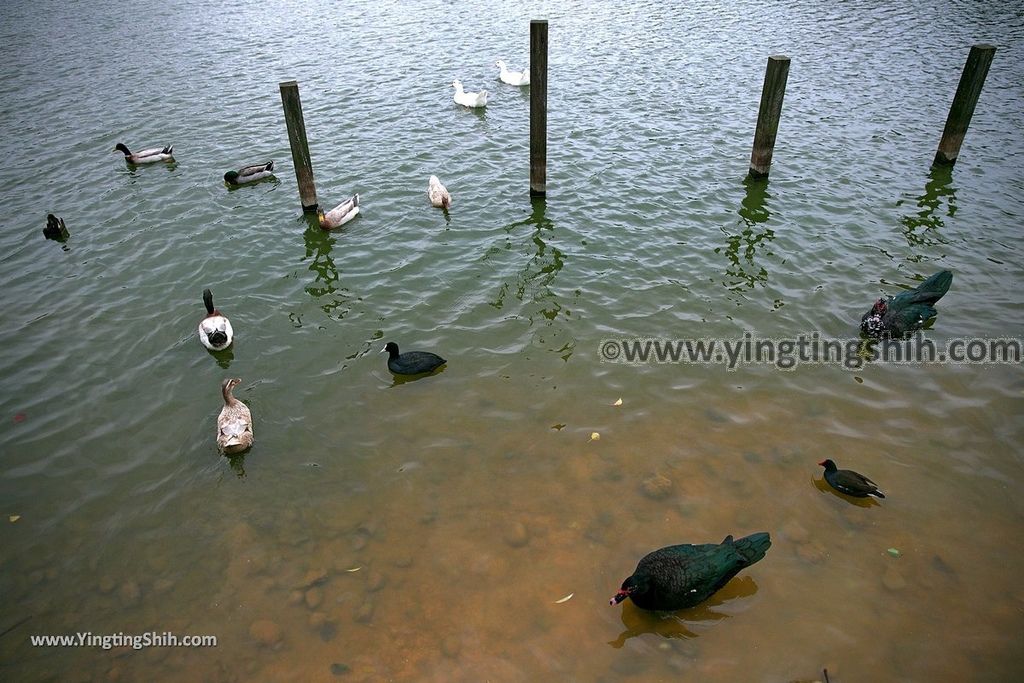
[909,270,952,305]
[163,145,173,155]
[351,193,359,208]
[265,160,274,172]
[730,532,772,565]
[441,195,450,209]
[869,490,886,499]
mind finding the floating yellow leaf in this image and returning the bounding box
[554,593,574,604]
[589,432,600,441]
[9,515,20,523]
[346,567,362,572]
[613,398,623,406]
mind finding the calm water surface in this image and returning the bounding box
[1,0,1023,681]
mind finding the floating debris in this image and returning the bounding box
[612,398,623,406]
[8,515,20,523]
[887,547,901,558]
[554,593,574,604]
[589,432,600,441]
[551,424,565,431]
[345,567,362,573]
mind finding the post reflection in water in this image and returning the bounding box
[489,197,576,360]
[300,213,358,321]
[898,165,956,247]
[716,176,776,291]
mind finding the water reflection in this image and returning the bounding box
[206,345,234,369]
[813,476,880,508]
[608,576,759,648]
[716,176,775,291]
[898,166,956,247]
[225,453,247,478]
[489,197,576,360]
[387,365,448,387]
[225,177,280,192]
[301,213,358,321]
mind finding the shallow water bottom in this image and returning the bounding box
[3,371,1023,683]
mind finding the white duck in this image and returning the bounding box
[427,175,451,209]
[452,80,488,108]
[217,378,253,454]
[224,161,274,186]
[496,60,530,86]
[198,288,234,351]
[114,142,174,164]
[318,194,360,229]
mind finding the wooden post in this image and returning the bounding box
[933,44,996,166]
[279,80,318,212]
[748,55,790,179]
[530,20,548,197]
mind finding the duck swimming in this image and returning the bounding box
[224,161,274,186]
[452,80,488,108]
[43,214,69,241]
[428,175,451,209]
[114,143,174,164]
[217,378,253,454]
[496,60,530,86]
[318,194,360,229]
[198,288,234,351]
[860,270,953,339]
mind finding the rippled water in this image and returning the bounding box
[2,0,1023,681]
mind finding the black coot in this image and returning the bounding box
[382,342,446,375]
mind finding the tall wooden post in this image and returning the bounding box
[530,20,548,197]
[933,44,996,166]
[748,55,790,179]
[279,80,318,212]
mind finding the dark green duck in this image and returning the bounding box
[860,270,952,339]
[610,532,771,611]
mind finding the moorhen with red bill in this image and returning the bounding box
[610,532,771,611]
[819,459,885,498]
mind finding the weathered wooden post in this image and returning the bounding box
[933,44,996,166]
[748,55,790,179]
[279,80,318,212]
[530,19,548,197]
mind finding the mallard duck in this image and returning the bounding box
[496,60,530,86]
[43,214,69,241]
[114,143,174,164]
[452,80,488,108]
[198,288,234,351]
[217,378,253,454]
[427,175,451,209]
[224,161,275,186]
[317,194,360,229]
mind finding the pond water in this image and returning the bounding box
[1,1,1023,681]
